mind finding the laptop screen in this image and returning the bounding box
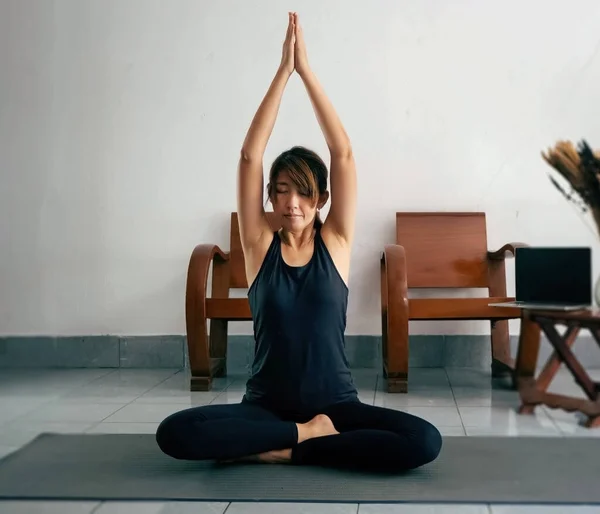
[515,247,592,304]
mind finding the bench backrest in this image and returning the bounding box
[395,212,490,289]
[229,211,281,288]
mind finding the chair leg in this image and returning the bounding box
[187,318,213,392]
[384,329,409,393]
[490,319,515,378]
[209,320,228,378]
[381,252,409,393]
[488,256,515,378]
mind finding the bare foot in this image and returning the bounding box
[218,449,292,465]
[296,414,339,444]
[218,414,338,465]
[256,448,293,463]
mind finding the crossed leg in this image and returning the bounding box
[291,400,443,472]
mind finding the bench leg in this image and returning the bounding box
[187,321,212,392]
[490,319,515,378]
[381,256,409,393]
[209,319,228,378]
[381,317,408,393]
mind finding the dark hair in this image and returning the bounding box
[266,146,328,228]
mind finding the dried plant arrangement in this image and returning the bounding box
[542,140,600,234]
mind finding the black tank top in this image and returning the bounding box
[244,228,358,414]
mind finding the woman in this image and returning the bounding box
[156,12,442,472]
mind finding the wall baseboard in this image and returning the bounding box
[1,334,598,372]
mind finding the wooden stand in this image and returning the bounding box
[514,309,600,428]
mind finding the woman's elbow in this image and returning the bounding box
[330,145,353,160]
[240,147,263,163]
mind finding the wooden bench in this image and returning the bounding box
[380,212,525,393]
[185,212,280,391]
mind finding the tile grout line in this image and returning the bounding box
[371,373,379,406]
[89,501,103,513]
[87,369,181,430]
[445,368,468,436]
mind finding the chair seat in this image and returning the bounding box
[408,297,520,320]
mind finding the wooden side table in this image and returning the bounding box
[514,308,600,428]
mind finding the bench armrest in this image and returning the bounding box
[186,244,229,300]
[381,243,409,313]
[186,244,230,329]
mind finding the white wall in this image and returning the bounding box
[2,0,600,337]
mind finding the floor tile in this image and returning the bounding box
[0,421,96,447]
[359,505,489,513]
[0,398,49,424]
[210,390,245,404]
[102,403,193,423]
[86,422,160,434]
[226,503,357,514]
[142,370,233,395]
[94,501,228,513]
[0,369,112,393]
[57,385,148,404]
[0,501,100,513]
[0,445,18,459]
[542,407,600,437]
[490,505,600,513]
[356,389,377,405]
[222,378,249,392]
[401,406,462,427]
[374,385,456,408]
[137,371,232,404]
[460,406,562,436]
[403,368,451,388]
[13,401,125,423]
[451,386,520,408]
[88,369,178,389]
[439,425,466,436]
[446,367,511,389]
[135,390,222,405]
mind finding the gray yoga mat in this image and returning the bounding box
[0,433,599,504]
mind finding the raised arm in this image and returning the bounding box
[237,13,296,252]
[293,13,356,246]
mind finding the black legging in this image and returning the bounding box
[156,398,442,473]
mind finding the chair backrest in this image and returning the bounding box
[229,211,281,288]
[395,212,490,289]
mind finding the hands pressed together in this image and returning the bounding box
[280,12,310,78]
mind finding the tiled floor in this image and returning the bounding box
[0,367,599,513]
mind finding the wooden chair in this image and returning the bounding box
[380,212,525,393]
[185,212,280,391]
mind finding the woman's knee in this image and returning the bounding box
[155,410,199,459]
[381,417,442,471]
[155,412,178,456]
[409,419,442,468]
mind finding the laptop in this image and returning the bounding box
[489,246,592,311]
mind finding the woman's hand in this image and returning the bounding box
[293,13,310,78]
[280,12,295,76]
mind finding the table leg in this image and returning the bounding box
[522,319,600,428]
[514,312,542,415]
[535,324,579,392]
[540,320,597,400]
